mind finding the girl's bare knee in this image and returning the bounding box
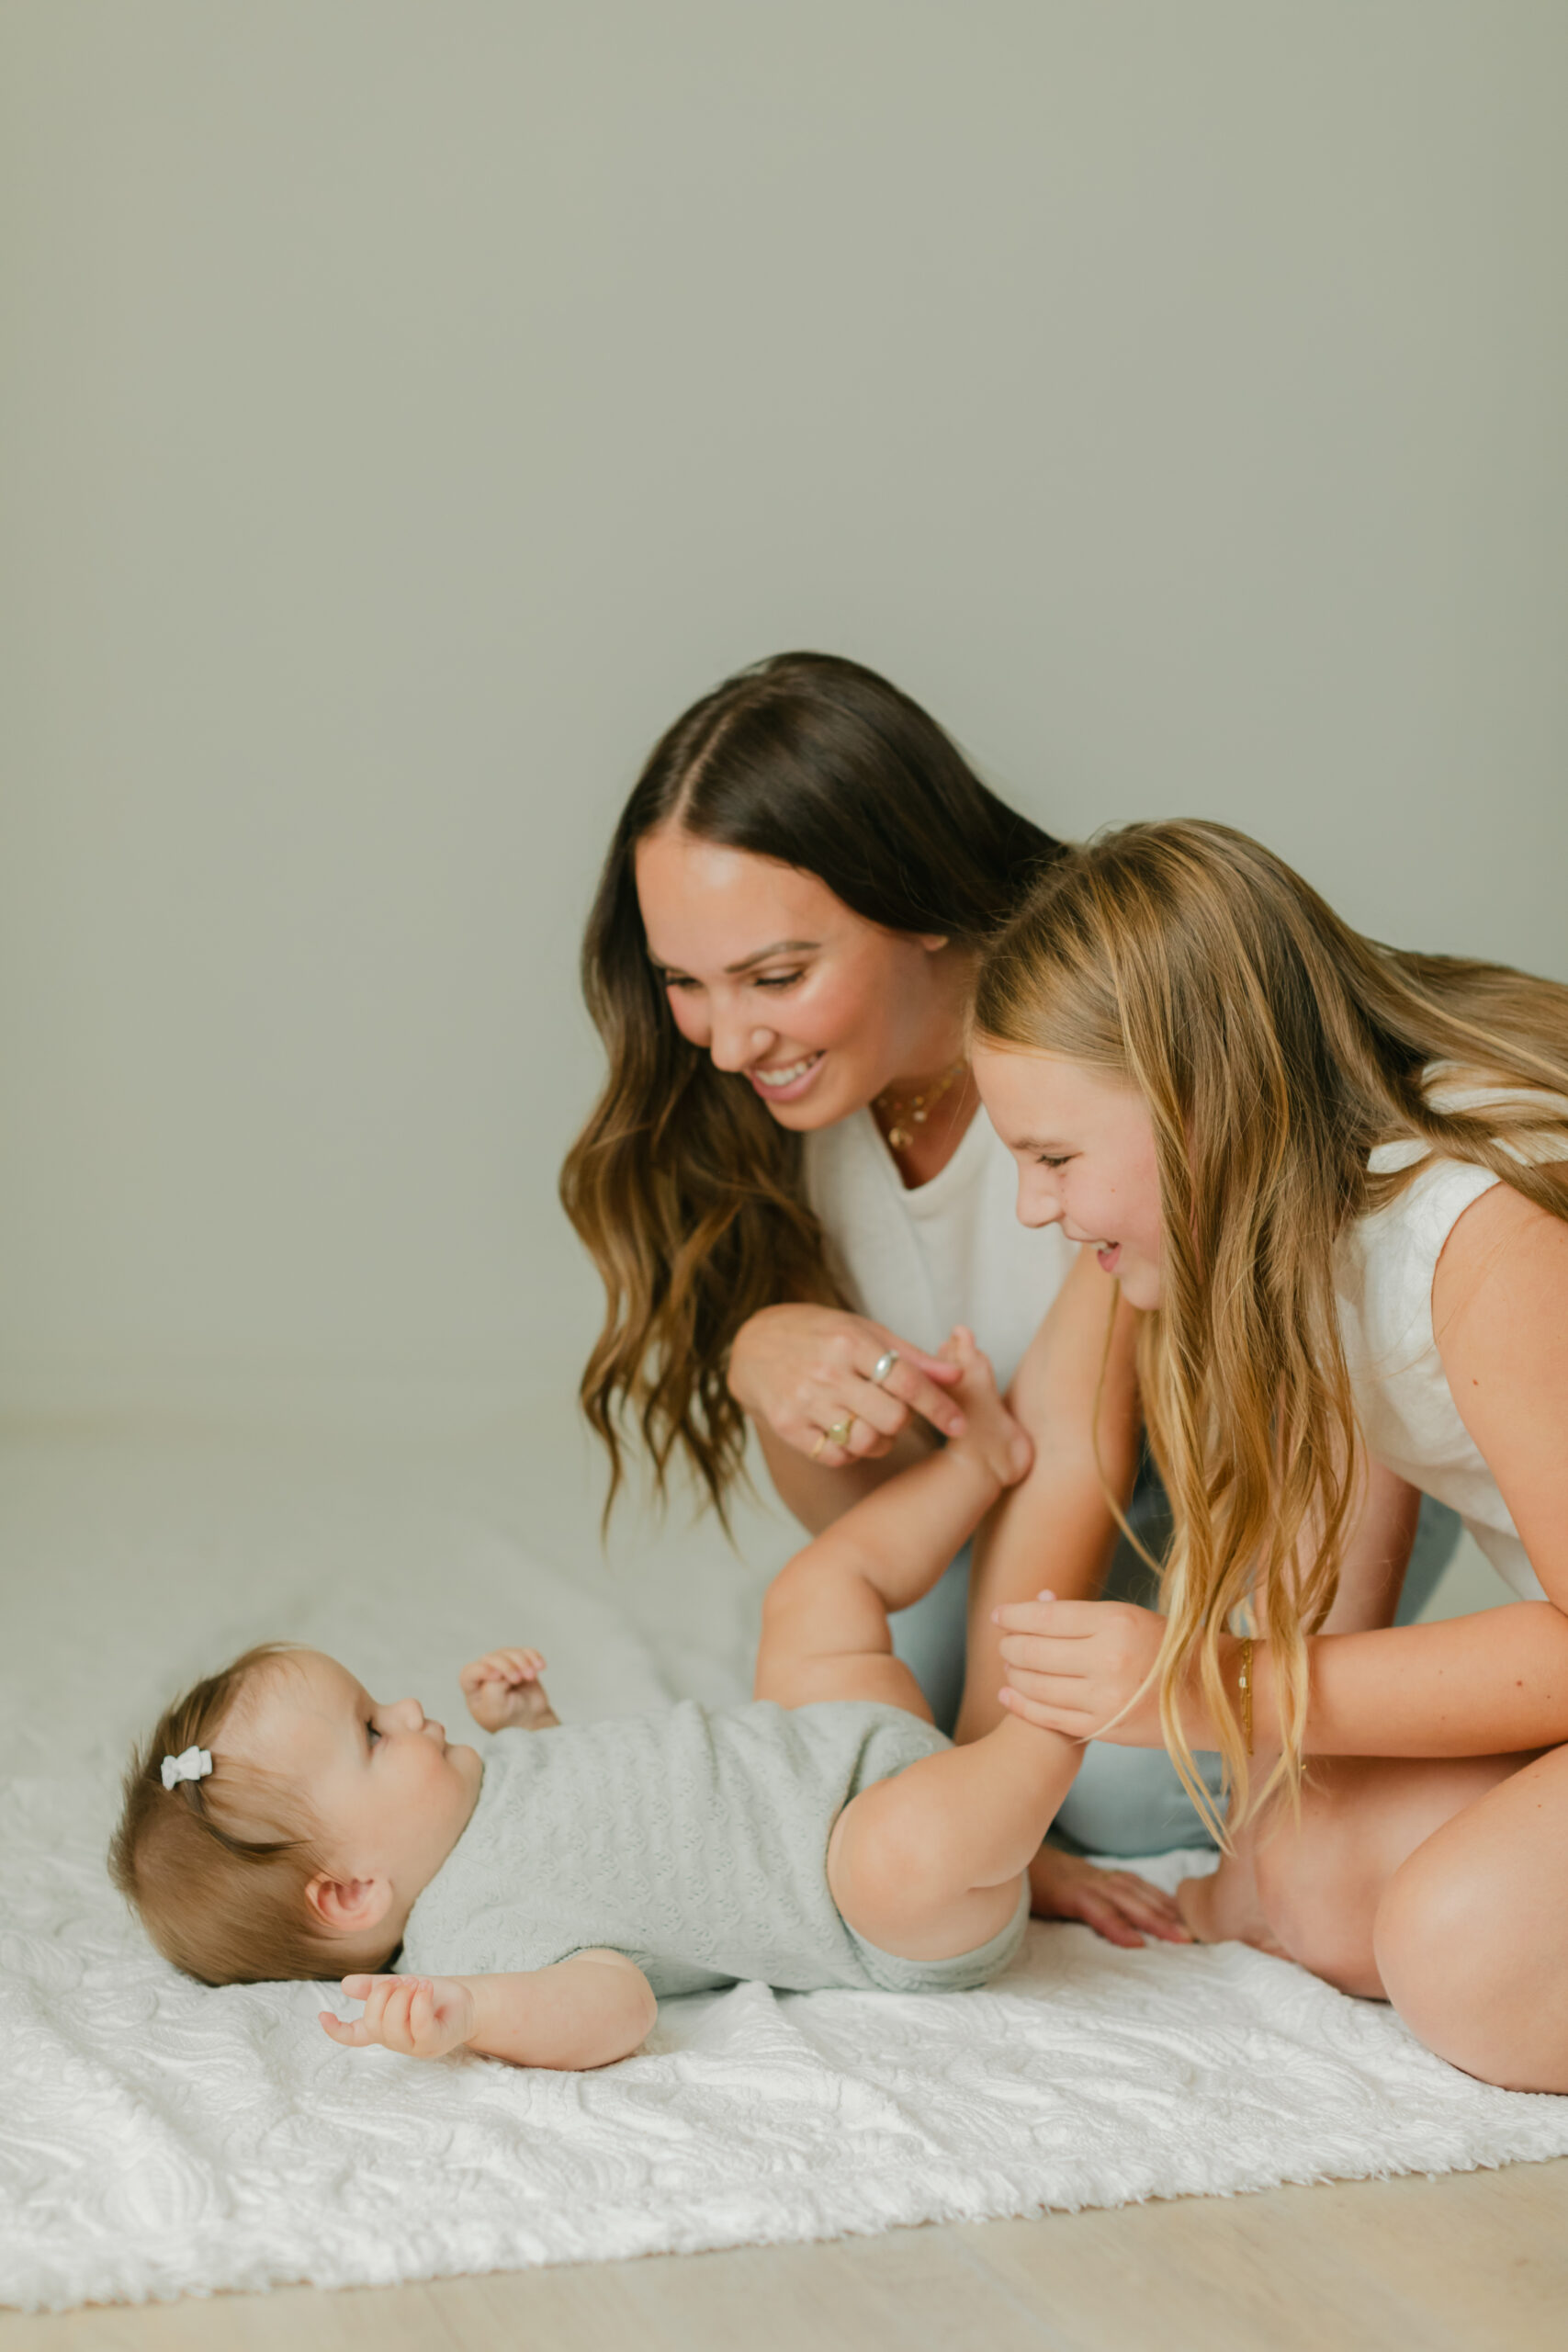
[1371,1858,1537,2086]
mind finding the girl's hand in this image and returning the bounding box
[460,1647,559,1732]
[321,1974,476,2061]
[728,1304,965,1466]
[1030,1846,1192,1948]
[995,1597,1172,1746]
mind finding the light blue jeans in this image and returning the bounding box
[890,1460,1463,1855]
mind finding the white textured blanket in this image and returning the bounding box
[4,1432,1566,2312]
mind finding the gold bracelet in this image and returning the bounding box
[1237,1635,1254,1758]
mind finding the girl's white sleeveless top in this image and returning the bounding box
[1335,1085,1568,1604]
[801,1106,1072,1395]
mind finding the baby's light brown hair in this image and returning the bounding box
[110,1643,390,1986]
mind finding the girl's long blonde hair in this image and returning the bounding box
[975,821,1568,1831]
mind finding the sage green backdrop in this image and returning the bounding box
[3,1,1564,1437]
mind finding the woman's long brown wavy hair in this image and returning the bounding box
[975,820,1568,1832]
[561,651,1063,1522]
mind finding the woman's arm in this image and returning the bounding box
[953,1252,1140,1746]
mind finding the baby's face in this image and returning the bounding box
[231,1650,481,1913]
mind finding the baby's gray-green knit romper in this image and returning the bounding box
[397,1698,1029,1999]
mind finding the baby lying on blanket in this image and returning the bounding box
[112,1334,1087,2072]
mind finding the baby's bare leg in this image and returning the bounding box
[754,1336,1030,1721]
[827,1714,1081,1960]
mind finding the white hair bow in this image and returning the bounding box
[161,1745,213,1791]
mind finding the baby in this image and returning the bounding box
[112,1334,1085,2071]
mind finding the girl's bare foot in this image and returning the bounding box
[1177,1860,1290,1959]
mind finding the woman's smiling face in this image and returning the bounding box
[974,1044,1166,1309]
[635,827,965,1127]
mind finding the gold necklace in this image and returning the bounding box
[875,1059,967,1154]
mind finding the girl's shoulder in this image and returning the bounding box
[1357,1069,1568,1255]
[1342,1072,1568,1349]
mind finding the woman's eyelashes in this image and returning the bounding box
[658,968,806,993]
[1034,1152,1074,1170]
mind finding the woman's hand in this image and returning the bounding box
[1029,1847,1192,1947]
[995,1596,1179,1747]
[728,1304,965,1466]
[321,1974,476,2061]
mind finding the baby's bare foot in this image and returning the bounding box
[942,1328,1032,1487]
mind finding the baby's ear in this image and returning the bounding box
[307,1873,393,1937]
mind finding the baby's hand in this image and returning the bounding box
[460,1646,559,1733]
[320,1974,476,2062]
[942,1328,1033,1488]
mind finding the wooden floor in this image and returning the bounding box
[6,2158,1567,2352]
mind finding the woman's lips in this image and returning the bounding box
[748,1051,824,1103]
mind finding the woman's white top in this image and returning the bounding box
[802,1105,1072,1394]
[1336,1083,1568,1603]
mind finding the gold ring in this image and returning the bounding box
[827,1415,854,1449]
[811,1431,829,1460]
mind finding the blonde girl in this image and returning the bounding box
[961,819,1568,2091]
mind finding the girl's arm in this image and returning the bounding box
[1433,1182,1568,1611]
[1248,1603,1568,1758]
[320,1950,657,2070]
[1315,1455,1424,1633]
[953,1251,1140,1747]
[996,1589,1568,1759]
[998,1185,1568,1758]
[1261,1179,1568,1754]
